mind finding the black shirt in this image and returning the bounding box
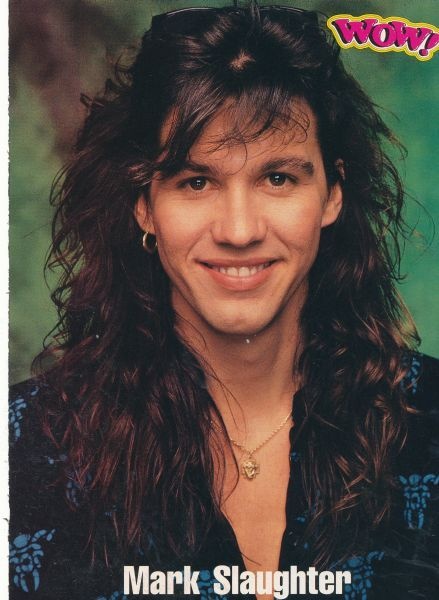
[9,353,439,599]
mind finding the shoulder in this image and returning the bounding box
[401,352,439,411]
[8,379,98,598]
[9,377,65,511]
[401,352,439,456]
[399,351,438,460]
[9,377,60,462]
[394,353,439,530]
[8,377,79,544]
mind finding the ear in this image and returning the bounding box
[321,180,343,228]
[321,160,344,227]
[134,194,155,235]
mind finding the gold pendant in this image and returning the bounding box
[241,456,260,480]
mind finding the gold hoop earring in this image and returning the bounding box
[142,231,157,254]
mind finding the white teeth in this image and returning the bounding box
[210,263,270,277]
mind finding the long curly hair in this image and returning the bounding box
[36,5,419,566]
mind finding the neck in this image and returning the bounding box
[176,296,304,435]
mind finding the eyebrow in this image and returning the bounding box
[178,156,315,177]
[260,157,315,176]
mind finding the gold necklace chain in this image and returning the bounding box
[229,411,293,480]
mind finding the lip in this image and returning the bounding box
[201,258,275,268]
[198,259,278,291]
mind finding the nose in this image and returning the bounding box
[211,186,267,247]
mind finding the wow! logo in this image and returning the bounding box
[327,14,439,61]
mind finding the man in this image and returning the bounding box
[10,4,438,599]
[133,96,342,577]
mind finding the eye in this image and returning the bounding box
[187,176,208,191]
[268,172,289,186]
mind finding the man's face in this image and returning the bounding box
[136,101,342,338]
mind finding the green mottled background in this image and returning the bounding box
[9,0,439,383]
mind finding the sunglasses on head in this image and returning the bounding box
[151,4,319,36]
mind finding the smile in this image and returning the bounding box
[199,260,277,291]
[206,263,271,278]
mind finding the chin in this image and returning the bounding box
[206,312,272,338]
[214,325,261,338]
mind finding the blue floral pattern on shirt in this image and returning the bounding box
[9,397,28,442]
[198,569,226,600]
[8,353,438,598]
[10,528,56,593]
[402,353,421,395]
[96,592,127,600]
[9,385,39,442]
[398,473,439,529]
[342,551,385,600]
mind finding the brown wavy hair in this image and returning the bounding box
[36,5,419,566]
